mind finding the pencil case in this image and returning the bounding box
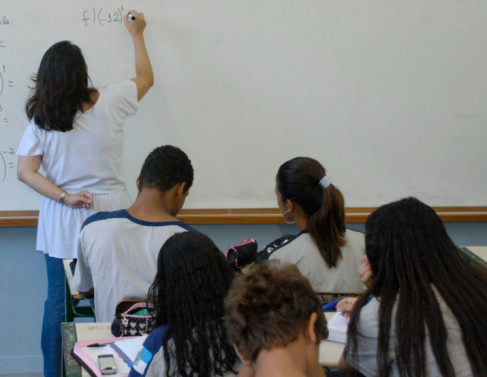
[226,238,258,269]
[111,302,156,337]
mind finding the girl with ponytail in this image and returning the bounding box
[268,157,365,292]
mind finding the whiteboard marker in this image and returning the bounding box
[128,13,135,21]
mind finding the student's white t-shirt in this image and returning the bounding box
[74,209,197,322]
[269,229,365,292]
[344,290,473,377]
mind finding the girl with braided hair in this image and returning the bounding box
[339,197,487,376]
[130,232,240,377]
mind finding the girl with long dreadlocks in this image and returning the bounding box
[130,232,241,377]
[338,197,487,377]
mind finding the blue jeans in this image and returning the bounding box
[41,254,65,377]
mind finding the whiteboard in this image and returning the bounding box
[1,0,486,211]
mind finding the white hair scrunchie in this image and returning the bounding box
[319,176,332,189]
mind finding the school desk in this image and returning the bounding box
[62,322,113,377]
[61,314,344,377]
[319,312,346,366]
[463,246,487,264]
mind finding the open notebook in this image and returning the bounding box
[73,335,147,377]
[326,312,349,343]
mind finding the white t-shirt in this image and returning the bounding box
[73,209,197,322]
[344,291,473,377]
[16,80,138,258]
[17,80,138,193]
[269,229,365,292]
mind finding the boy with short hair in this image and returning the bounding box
[224,261,328,377]
[74,145,196,322]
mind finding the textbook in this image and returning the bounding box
[326,312,349,343]
[72,335,147,377]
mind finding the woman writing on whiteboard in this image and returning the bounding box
[266,157,365,293]
[16,10,153,377]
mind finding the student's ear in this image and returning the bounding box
[135,176,141,190]
[283,199,296,216]
[304,312,318,344]
[234,345,252,366]
[174,182,187,197]
[285,199,293,212]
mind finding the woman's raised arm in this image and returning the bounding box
[125,10,154,101]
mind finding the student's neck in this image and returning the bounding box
[291,204,308,232]
[253,347,307,377]
[126,189,178,222]
[296,215,308,232]
[253,338,324,377]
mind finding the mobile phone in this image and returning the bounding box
[98,354,117,375]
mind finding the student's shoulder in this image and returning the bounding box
[130,325,169,377]
[267,232,306,261]
[81,209,129,230]
[175,222,199,233]
[356,297,380,333]
[124,217,197,232]
[158,222,199,239]
[99,80,136,93]
[271,231,311,252]
[151,220,199,233]
[143,325,169,351]
[344,229,366,253]
[344,228,365,241]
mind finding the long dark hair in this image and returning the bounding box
[277,157,346,267]
[348,197,487,377]
[25,41,95,131]
[147,232,238,377]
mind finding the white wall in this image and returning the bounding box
[2,0,487,211]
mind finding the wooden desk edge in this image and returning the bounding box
[1,207,487,227]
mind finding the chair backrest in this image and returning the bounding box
[315,291,360,306]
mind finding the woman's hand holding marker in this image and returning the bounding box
[124,10,146,33]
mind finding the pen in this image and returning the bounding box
[87,342,114,348]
